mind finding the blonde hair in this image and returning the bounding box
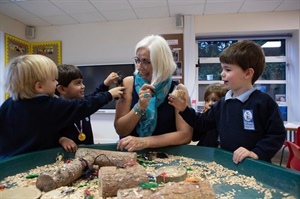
[134,35,176,86]
[5,54,58,100]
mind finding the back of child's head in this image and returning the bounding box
[204,83,228,100]
[219,40,265,84]
[5,54,58,101]
[55,64,83,96]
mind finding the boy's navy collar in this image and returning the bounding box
[225,88,256,103]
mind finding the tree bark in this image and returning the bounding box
[99,164,149,198]
[75,148,137,167]
[36,148,136,192]
[36,155,94,192]
[117,181,216,199]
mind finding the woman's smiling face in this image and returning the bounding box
[135,48,152,83]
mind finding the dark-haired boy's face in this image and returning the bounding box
[60,78,85,99]
[221,63,253,97]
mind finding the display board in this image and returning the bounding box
[5,34,61,65]
[4,34,62,99]
[30,41,62,65]
[4,34,30,65]
[4,34,31,99]
[77,63,135,111]
[161,34,184,83]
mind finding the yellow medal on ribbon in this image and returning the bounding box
[75,120,86,141]
[78,132,86,141]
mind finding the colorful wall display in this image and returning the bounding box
[5,34,30,65]
[4,34,62,99]
[30,41,62,65]
[5,33,62,65]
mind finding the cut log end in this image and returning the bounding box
[155,166,187,184]
[36,174,56,192]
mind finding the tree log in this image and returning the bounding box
[75,148,137,167]
[99,164,149,198]
[117,181,216,199]
[36,155,94,192]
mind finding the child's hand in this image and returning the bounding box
[233,147,258,164]
[168,91,187,112]
[201,108,208,113]
[109,86,125,99]
[104,72,120,86]
[59,137,78,152]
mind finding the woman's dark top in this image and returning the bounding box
[128,77,179,137]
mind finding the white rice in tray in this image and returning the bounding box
[0,153,296,199]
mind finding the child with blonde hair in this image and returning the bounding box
[0,54,125,160]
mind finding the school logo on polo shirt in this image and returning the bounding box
[243,109,255,130]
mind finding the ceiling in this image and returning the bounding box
[0,0,299,27]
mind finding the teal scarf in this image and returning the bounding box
[135,73,172,137]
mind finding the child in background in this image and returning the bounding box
[193,83,228,147]
[201,83,228,113]
[0,55,125,160]
[169,40,286,164]
[56,64,121,152]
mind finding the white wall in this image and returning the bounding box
[91,112,119,144]
[194,11,299,34]
[32,18,182,64]
[0,14,27,40]
[1,11,299,143]
[0,14,27,104]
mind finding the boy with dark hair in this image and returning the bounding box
[56,64,120,152]
[169,40,286,164]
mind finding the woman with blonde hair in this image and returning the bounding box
[114,35,193,152]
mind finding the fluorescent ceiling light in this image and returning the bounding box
[262,41,281,48]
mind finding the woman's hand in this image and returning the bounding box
[117,136,148,152]
[137,84,155,110]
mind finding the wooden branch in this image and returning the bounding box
[75,148,137,167]
[36,155,94,192]
[99,164,149,198]
[117,180,216,199]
